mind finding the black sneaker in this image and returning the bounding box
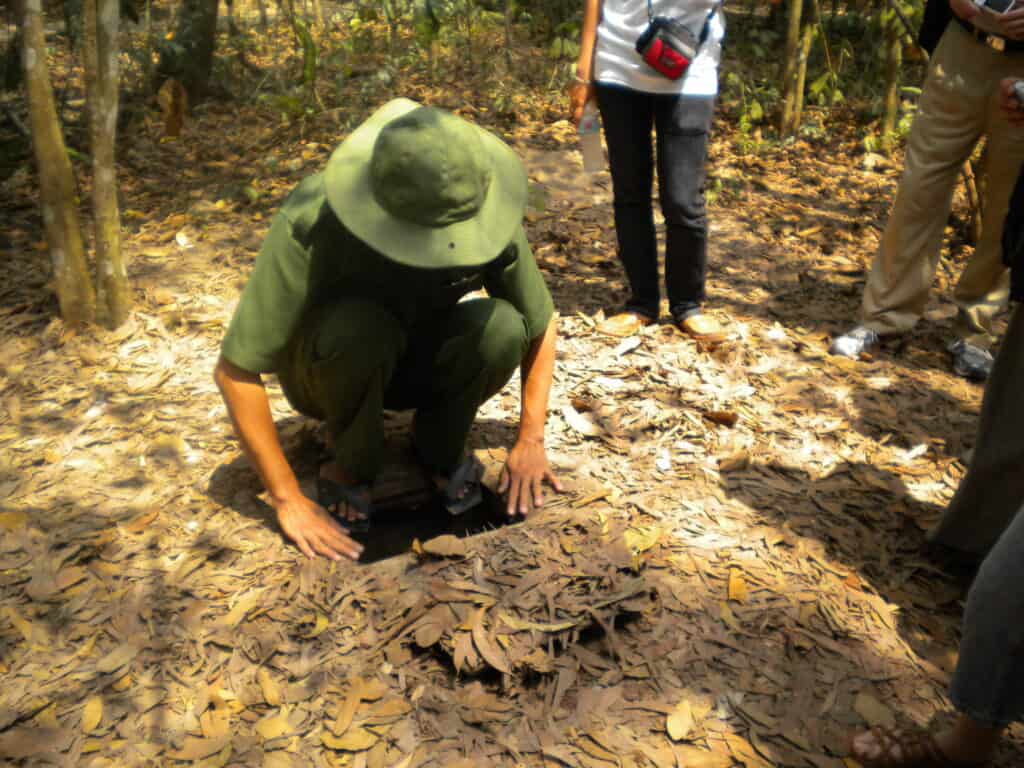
[947,339,993,381]
[829,326,881,358]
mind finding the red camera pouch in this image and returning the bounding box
[642,37,691,79]
[636,17,699,81]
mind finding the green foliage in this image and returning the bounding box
[808,70,843,107]
[547,37,579,60]
[516,0,579,37]
[291,17,318,91]
[722,72,773,136]
[413,0,443,48]
[347,16,378,55]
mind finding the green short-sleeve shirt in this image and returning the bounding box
[221,173,554,374]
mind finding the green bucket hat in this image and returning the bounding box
[324,98,528,270]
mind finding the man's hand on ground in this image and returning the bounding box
[274,493,364,561]
[498,437,563,517]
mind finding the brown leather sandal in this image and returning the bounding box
[850,726,989,768]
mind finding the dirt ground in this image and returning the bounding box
[1,12,1020,767]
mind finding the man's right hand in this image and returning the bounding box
[274,493,364,561]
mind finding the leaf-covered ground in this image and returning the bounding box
[0,6,1020,767]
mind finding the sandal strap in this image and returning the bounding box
[317,477,374,532]
[863,726,988,768]
[441,455,484,516]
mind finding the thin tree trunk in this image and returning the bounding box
[881,4,902,153]
[143,0,154,92]
[779,0,804,135]
[84,0,129,326]
[792,10,815,129]
[256,0,269,29]
[21,0,96,326]
[963,158,984,244]
[3,28,23,91]
[503,0,513,72]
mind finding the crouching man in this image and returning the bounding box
[214,99,562,561]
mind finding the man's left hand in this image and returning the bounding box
[498,437,563,517]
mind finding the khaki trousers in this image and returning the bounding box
[861,24,1024,349]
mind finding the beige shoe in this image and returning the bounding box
[678,313,726,343]
[597,311,653,338]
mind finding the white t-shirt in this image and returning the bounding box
[594,0,724,97]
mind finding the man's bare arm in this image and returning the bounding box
[213,356,363,560]
[499,318,563,516]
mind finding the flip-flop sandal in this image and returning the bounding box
[850,726,989,768]
[317,476,375,534]
[440,454,484,516]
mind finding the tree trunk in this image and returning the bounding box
[503,0,513,72]
[3,28,23,91]
[792,10,815,130]
[962,158,984,245]
[881,4,902,153]
[158,0,218,102]
[779,0,804,135]
[84,0,129,327]
[21,0,96,326]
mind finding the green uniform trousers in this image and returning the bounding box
[929,306,1024,555]
[278,297,529,485]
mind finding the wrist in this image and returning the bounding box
[516,429,545,446]
[269,481,304,510]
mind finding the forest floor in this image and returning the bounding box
[0,7,1020,768]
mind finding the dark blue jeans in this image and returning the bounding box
[596,84,715,322]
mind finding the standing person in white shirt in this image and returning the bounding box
[570,0,727,342]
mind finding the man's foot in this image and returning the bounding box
[597,311,654,338]
[432,455,484,516]
[851,722,996,767]
[677,312,726,344]
[830,325,881,358]
[318,462,372,529]
[947,340,993,381]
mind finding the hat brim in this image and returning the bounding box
[324,98,527,270]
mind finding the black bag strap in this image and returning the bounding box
[646,0,723,44]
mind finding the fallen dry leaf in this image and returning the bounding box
[421,534,468,558]
[666,699,694,741]
[257,668,282,706]
[728,567,748,603]
[166,736,231,761]
[81,696,103,733]
[854,691,896,730]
